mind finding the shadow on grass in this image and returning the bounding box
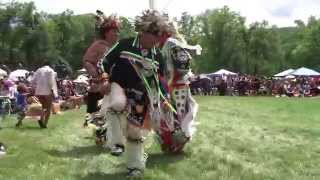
[83,136,94,140]
[147,151,188,168]
[46,145,107,158]
[76,172,126,180]
[17,126,43,130]
[0,125,43,132]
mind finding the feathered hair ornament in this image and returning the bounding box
[95,10,121,34]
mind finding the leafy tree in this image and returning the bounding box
[291,17,320,71]
[195,6,247,73]
[246,21,283,75]
[119,16,135,39]
[1,1,319,75]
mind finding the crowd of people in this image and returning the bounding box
[190,74,320,97]
[0,64,84,129]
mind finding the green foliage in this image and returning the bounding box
[177,12,197,44]
[276,16,320,72]
[0,2,320,75]
[194,7,247,73]
[246,22,283,75]
[119,16,135,39]
[0,2,134,72]
[177,7,319,75]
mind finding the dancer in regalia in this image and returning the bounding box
[82,10,121,146]
[154,23,201,153]
[100,9,174,178]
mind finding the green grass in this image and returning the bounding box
[0,96,320,180]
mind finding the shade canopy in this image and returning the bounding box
[274,69,295,77]
[290,67,320,76]
[211,69,236,75]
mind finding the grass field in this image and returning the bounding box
[0,96,320,180]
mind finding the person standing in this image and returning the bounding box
[0,77,13,128]
[155,26,201,153]
[15,83,29,127]
[32,63,58,128]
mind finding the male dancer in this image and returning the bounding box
[100,9,174,177]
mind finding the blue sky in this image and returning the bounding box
[2,0,320,27]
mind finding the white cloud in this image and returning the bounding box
[3,0,320,27]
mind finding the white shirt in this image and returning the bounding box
[32,66,58,97]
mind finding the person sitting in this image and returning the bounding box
[302,82,311,97]
[284,83,294,97]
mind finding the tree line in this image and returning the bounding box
[1,2,319,76]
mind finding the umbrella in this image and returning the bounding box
[9,69,29,81]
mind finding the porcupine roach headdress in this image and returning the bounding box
[134,9,176,37]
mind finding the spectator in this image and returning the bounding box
[0,77,11,128]
[32,61,58,128]
[15,84,29,127]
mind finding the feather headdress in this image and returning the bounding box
[95,10,120,33]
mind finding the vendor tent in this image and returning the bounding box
[274,69,295,77]
[285,75,295,79]
[290,67,320,76]
[211,69,236,75]
[198,74,212,80]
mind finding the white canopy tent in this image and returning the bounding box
[9,69,29,81]
[198,74,211,80]
[274,69,295,77]
[211,69,237,76]
[290,67,320,76]
[285,75,295,79]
